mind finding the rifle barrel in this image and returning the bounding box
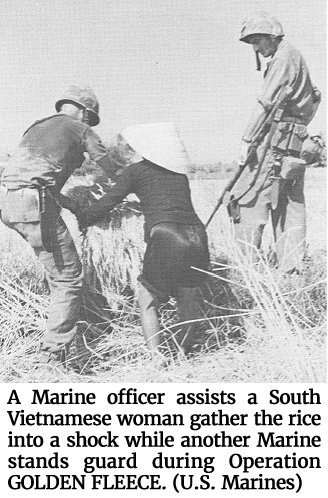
[205,163,245,228]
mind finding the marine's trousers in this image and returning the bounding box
[234,173,306,272]
[12,216,83,353]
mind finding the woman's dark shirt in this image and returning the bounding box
[81,159,203,239]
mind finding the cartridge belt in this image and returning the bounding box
[281,116,306,125]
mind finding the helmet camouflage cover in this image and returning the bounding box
[240,11,284,43]
[55,85,100,126]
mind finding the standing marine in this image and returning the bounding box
[0,85,118,364]
[230,11,321,272]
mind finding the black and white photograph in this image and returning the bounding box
[0,0,326,384]
[0,1,327,496]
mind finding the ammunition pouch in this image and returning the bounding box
[0,187,41,224]
[301,137,323,165]
[271,120,308,156]
[280,156,306,182]
[0,187,43,249]
[0,185,59,251]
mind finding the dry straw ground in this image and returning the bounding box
[0,169,326,383]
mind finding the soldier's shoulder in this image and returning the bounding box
[59,115,92,136]
[277,40,303,61]
[30,114,85,131]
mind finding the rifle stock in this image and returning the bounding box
[205,85,292,229]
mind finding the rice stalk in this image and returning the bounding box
[0,168,325,383]
[82,200,145,306]
[212,224,326,382]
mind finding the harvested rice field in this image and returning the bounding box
[0,169,326,383]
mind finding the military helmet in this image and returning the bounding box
[240,11,284,43]
[55,85,100,126]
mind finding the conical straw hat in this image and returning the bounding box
[121,122,190,174]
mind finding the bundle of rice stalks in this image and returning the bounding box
[62,159,145,312]
[82,199,145,308]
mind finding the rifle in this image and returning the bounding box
[205,85,293,229]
